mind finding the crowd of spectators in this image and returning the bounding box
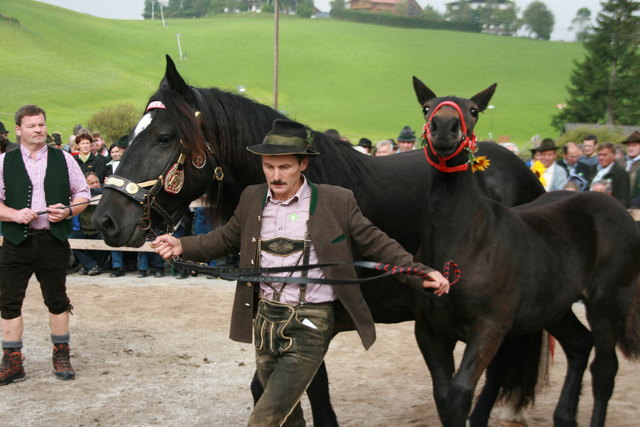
[348,124,640,208]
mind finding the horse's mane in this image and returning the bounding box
[167,85,400,221]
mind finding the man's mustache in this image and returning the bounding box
[270,180,286,186]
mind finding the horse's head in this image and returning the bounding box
[413,76,496,172]
[94,55,223,247]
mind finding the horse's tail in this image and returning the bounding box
[619,277,640,359]
[496,331,545,409]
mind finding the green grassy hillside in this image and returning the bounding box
[0,0,584,147]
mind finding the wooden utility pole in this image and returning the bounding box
[273,0,279,110]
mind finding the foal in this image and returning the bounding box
[412,76,640,427]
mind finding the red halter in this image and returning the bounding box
[422,100,477,173]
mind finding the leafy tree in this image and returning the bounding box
[444,1,479,24]
[87,104,139,146]
[521,1,554,40]
[476,0,519,36]
[492,4,520,36]
[297,0,315,18]
[330,0,345,13]
[552,0,640,129]
[422,5,443,21]
[142,0,161,19]
[569,7,592,42]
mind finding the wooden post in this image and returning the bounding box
[274,0,279,111]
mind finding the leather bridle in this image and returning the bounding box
[103,98,225,235]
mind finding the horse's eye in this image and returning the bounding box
[157,135,172,144]
[423,107,430,116]
[470,108,479,119]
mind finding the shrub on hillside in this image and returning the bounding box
[557,126,626,146]
[87,104,139,146]
[330,9,481,33]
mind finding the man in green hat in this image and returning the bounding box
[0,121,18,154]
[152,119,450,426]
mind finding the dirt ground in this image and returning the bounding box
[1,272,638,426]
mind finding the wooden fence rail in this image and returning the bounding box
[0,236,155,252]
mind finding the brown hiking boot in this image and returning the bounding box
[0,349,26,385]
[52,344,75,380]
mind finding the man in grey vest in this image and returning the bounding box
[0,105,90,384]
[153,119,450,426]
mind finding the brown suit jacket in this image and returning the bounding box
[180,181,433,349]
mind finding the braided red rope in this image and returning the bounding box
[374,260,461,286]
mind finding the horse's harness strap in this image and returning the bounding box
[170,258,461,287]
[104,176,157,204]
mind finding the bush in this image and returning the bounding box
[557,126,627,146]
[330,9,481,33]
[87,104,139,146]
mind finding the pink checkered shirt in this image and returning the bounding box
[0,145,91,230]
[259,177,336,305]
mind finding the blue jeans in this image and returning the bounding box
[68,231,106,269]
[111,251,124,269]
[249,300,334,427]
[137,252,164,271]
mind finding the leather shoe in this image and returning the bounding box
[153,269,165,278]
[137,270,148,278]
[176,270,188,280]
[109,268,125,278]
[87,265,102,276]
[78,267,88,275]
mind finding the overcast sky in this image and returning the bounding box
[37,0,604,41]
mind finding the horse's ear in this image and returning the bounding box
[470,83,497,112]
[161,54,197,105]
[412,76,437,106]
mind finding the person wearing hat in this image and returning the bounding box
[396,125,416,152]
[152,119,450,426]
[0,121,19,154]
[354,137,372,155]
[530,138,568,192]
[621,131,640,186]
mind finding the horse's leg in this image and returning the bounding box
[306,361,339,427]
[250,364,339,427]
[584,300,620,427]
[545,309,592,427]
[447,327,507,427]
[414,321,456,427]
[469,331,544,427]
[467,353,505,427]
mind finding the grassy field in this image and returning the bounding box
[0,0,585,147]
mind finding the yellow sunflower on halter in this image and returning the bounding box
[471,155,490,172]
[530,160,547,188]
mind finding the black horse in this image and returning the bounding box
[412,77,640,427]
[93,56,545,424]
